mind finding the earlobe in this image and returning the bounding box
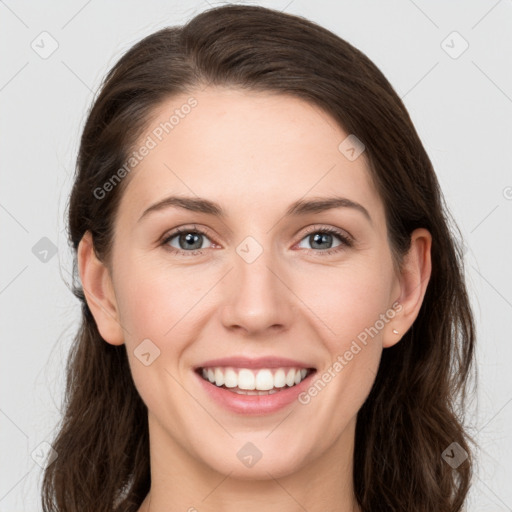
[77,231,125,346]
[383,228,432,348]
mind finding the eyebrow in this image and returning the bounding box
[137,195,372,225]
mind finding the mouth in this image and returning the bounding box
[195,366,317,395]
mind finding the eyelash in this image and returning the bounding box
[160,224,353,258]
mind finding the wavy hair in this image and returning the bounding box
[42,4,476,511]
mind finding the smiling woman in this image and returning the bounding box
[42,4,476,512]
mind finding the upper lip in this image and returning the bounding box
[195,356,316,370]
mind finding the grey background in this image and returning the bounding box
[1,0,511,510]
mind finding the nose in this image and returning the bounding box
[219,241,295,336]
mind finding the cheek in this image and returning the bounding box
[114,257,202,341]
[307,261,393,408]
[113,259,209,402]
[114,260,195,415]
[296,260,392,346]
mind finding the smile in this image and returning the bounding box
[197,366,315,395]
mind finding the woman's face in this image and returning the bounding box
[94,87,409,479]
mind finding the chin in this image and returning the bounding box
[195,436,312,480]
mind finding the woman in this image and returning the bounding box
[42,4,475,511]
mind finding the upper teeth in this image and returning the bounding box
[201,367,309,390]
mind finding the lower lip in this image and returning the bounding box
[194,370,316,415]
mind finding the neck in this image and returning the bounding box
[138,413,361,512]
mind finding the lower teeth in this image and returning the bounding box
[217,385,290,395]
[232,388,279,395]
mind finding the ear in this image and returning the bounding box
[383,227,432,348]
[77,231,125,346]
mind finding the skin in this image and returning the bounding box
[78,87,432,512]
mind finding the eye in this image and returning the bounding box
[296,225,353,256]
[161,225,214,256]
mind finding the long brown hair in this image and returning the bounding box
[42,4,476,511]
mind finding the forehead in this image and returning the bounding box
[117,87,385,227]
